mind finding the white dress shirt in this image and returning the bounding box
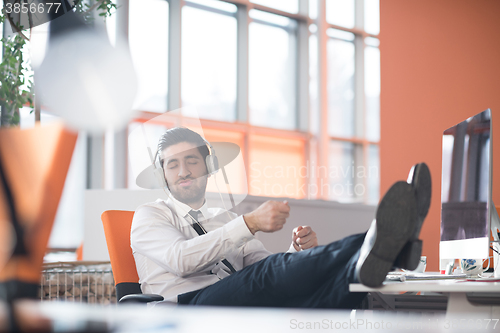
[131,196,295,302]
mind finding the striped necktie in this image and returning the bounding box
[188,210,205,235]
[188,210,236,274]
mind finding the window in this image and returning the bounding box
[181,1,237,121]
[126,0,380,205]
[327,29,355,138]
[249,10,297,130]
[249,135,306,198]
[3,0,380,255]
[322,0,381,204]
[129,0,169,112]
[326,0,355,29]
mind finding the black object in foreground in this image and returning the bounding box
[4,0,76,31]
[356,181,418,288]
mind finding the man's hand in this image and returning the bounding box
[292,226,318,251]
[243,200,290,234]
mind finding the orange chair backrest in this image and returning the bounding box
[0,123,77,284]
[101,210,139,285]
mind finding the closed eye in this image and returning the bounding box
[186,156,200,165]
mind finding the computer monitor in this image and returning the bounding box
[440,109,492,260]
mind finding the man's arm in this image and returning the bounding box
[131,203,253,277]
[241,201,318,266]
[243,200,290,234]
[242,200,318,255]
[241,226,319,267]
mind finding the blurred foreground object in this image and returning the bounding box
[37,9,137,133]
[0,122,77,301]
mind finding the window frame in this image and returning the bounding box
[128,0,380,203]
[316,0,380,203]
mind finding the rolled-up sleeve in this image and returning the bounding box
[131,204,253,278]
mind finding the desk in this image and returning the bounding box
[8,300,500,332]
[350,278,500,316]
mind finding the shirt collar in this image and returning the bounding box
[167,195,209,222]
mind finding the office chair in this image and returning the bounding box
[101,210,164,303]
[0,123,77,300]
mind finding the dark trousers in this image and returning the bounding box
[178,232,367,309]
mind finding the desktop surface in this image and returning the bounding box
[350,278,500,293]
[350,272,500,315]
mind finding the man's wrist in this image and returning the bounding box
[288,242,299,253]
[243,213,258,235]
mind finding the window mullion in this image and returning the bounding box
[317,0,329,201]
[235,2,251,192]
[355,0,368,203]
[168,0,183,111]
[236,4,249,123]
[363,141,370,203]
[297,16,309,196]
[297,21,309,132]
[117,0,129,40]
[355,0,364,30]
[354,35,365,141]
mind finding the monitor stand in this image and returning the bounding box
[491,204,500,278]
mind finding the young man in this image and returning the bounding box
[131,127,431,308]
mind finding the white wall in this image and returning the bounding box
[84,190,376,260]
[233,196,376,253]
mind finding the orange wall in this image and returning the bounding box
[380,0,500,271]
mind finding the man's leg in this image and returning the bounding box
[181,232,366,308]
[180,178,427,308]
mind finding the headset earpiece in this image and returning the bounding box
[206,154,219,176]
[204,140,219,176]
[153,150,169,191]
[153,166,168,189]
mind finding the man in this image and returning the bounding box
[131,127,431,308]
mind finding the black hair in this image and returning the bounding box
[157,127,209,168]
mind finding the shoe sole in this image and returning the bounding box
[410,163,431,238]
[397,163,432,270]
[357,181,417,287]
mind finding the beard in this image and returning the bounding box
[169,175,208,205]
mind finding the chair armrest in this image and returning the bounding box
[119,293,164,303]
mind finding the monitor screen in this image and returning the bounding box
[440,109,492,259]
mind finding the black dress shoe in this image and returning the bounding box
[394,163,432,270]
[356,181,417,287]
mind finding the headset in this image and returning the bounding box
[151,137,219,193]
[150,135,233,223]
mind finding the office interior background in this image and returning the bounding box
[7,0,500,272]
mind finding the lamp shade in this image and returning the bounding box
[37,28,138,133]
